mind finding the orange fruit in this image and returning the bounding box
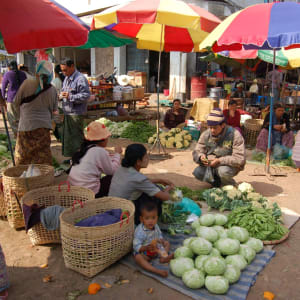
[88,283,101,295]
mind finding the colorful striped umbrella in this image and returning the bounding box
[218,48,300,69]
[92,0,221,52]
[199,2,300,173]
[0,0,89,54]
[200,2,300,52]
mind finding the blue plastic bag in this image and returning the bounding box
[175,197,201,217]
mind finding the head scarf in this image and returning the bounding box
[207,108,225,126]
[35,60,53,93]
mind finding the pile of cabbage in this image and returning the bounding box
[170,213,263,295]
[202,183,282,218]
[148,128,193,149]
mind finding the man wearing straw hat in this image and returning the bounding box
[192,108,246,187]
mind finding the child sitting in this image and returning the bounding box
[133,200,173,277]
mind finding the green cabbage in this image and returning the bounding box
[214,214,228,226]
[215,238,240,255]
[191,219,201,231]
[190,237,212,255]
[203,256,226,276]
[227,226,249,243]
[225,254,247,270]
[212,225,227,239]
[196,226,219,243]
[245,237,264,253]
[170,257,194,278]
[174,246,194,259]
[194,255,209,272]
[183,237,196,248]
[239,245,256,264]
[205,276,229,294]
[182,269,205,289]
[199,214,215,226]
[209,248,221,257]
[223,264,241,284]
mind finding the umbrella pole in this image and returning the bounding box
[265,49,276,173]
[150,24,167,158]
[1,108,15,166]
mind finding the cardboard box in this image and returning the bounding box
[135,72,147,87]
[133,87,145,99]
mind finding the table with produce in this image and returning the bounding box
[154,182,289,297]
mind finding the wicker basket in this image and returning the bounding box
[244,119,264,147]
[22,182,95,245]
[3,164,54,229]
[0,177,6,217]
[60,197,135,277]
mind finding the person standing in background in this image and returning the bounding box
[52,65,65,95]
[1,61,27,137]
[14,60,58,166]
[60,58,90,159]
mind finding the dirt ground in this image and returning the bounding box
[1,137,300,300]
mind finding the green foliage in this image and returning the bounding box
[120,121,156,143]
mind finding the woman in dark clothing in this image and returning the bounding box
[256,103,294,152]
[109,144,174,224]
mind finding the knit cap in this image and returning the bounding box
[207,108,225,126]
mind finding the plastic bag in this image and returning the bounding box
[175,197,201,216]
[203,166,214,184]
[273,143,290,160]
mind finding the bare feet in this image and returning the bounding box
[159,253,174,263]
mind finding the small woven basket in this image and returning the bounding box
[60,197,135,278]
[3,164,54,229]
[0,177,6,217]
[22,182,95,246]
[244,119,264,147]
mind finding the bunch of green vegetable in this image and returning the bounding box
[148,128,193,149]
[202,183,282,219]
[170,213,264,295]
[226,206,288,241]
[0,133,15,170]
[120,121,156,143]
[178,186,206,202]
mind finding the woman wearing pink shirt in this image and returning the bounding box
[68,121,122,197]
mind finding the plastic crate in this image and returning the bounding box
[183,126,200,140]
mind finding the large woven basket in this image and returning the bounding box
[22,182,95,245]
[244,119,264,147]
[0,177,6,217]
[3,164,54,229]
[60,197,135,277]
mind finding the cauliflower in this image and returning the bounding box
[170,188,183,202]
[160,138,167,146]
[175,134,183,142]
[166,140,175,148]
[176,141,183,149]
[181,130,189,135]
[175,128,181,133]
[246,192,261,201]
[159,132,167,138]
[168,137,175,144]
[226,189,242,200]
[184,134,192,141]
[170,128,177,134]
[183,140,190,148]
[167,131,174,137]
[238,182,254,193]
[222,185,235,192]
[148,137,154,144]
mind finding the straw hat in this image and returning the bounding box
[85,121,111,141]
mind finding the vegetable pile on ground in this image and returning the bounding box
[148,128,193,149]
[226,206,288,241]
[95,118,155,143]
[178,186,205,202]
[202,182,282,218]
[170,213,263,295]
[160,188,191,235]
[0,133,15,170]
[252,150,295,168]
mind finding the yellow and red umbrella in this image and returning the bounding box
[92,0,221,52]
